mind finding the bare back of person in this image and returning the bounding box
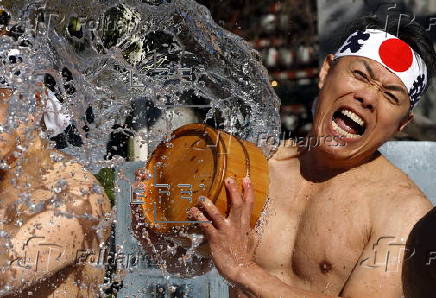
[230,143,432,297]
[0,144,111,297]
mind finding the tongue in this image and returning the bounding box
[334,114,359,135]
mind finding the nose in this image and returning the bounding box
[353,84,378,112]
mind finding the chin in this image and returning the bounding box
[311,126,378,167]
[317,137,386,169]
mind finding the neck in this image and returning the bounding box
[298,147,379,182]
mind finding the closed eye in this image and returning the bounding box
[384,92,399,104]
[352,70,369,81]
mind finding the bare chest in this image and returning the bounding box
[254,167,370,294]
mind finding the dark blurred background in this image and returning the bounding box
[197,0,436,140]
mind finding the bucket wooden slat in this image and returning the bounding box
[131,123,269,259]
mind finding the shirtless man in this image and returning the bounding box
[0,85,111,296]
[188,16,436,297]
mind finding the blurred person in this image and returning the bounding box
[402,207,436,298]
[185,15,436,298]
[0,86,111,296]
[0,28,73,146]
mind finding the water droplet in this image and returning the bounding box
[0,161,9,169]
[49,152,65,162]
[0,230,10,238]
[91,183,103,194]
[53,179,68,193]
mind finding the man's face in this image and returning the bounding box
[312,55,413,166]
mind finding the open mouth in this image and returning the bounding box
[331,108,366,139]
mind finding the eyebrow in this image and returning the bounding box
[360,60,408,95]
[361,60,376,80]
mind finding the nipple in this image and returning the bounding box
[319,260,332,274]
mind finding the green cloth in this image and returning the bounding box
[94,168,116,206]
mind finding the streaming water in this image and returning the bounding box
[0,0,280,295]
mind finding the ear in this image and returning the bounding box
[319,54,335,89]
[398,112,414,132]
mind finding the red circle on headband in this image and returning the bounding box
[379,38,413,72]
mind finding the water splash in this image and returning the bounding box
[4,0,280,158]
[0,0,280,294]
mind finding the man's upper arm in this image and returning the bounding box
[0,162,112,295]
[341,193,432,298]
[0,209,86,294]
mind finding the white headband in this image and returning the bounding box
[334,29,427,108]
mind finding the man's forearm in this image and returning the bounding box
[235,263,337,298]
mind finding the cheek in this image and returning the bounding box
[331,69,354,87]
[316,74,353,117]
[375,114,404,137]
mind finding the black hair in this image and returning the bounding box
[334,15,436,95]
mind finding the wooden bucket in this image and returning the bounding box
[131,123,268,258]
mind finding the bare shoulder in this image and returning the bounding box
[42,150,112,218]
[268,139,300,162]
[44,151,99,189]
[368,155,432,230]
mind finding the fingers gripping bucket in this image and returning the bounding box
[131,124,268,259]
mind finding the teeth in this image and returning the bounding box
[340,109,365,127]
[332,120,360,139]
